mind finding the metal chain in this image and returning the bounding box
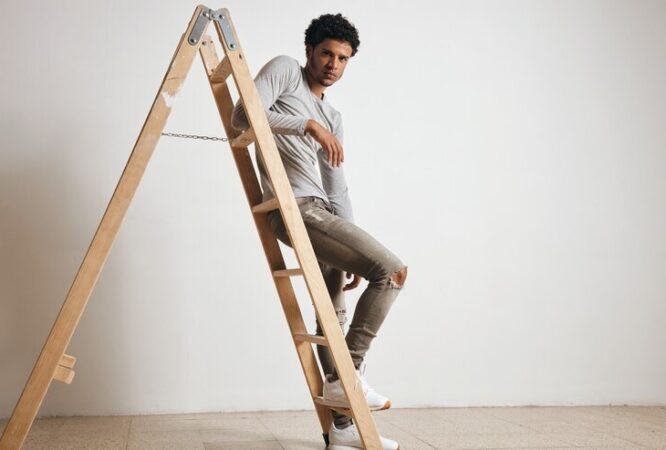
[161,132,228,142]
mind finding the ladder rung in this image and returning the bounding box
[53,365,75,384]
[273,268,303,277]
[314,396,352,416]
[209,56,232,83]
[230,128,256,148]
[251,198,279,214]
[293,333,327,346]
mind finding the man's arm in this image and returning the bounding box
[231,55,309,135]
[318,114,354,223]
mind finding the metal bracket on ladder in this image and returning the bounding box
[188,7,237,51]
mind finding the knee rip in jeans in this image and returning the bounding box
[389,266,408,289]
[316,310,346,336]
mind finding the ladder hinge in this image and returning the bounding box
[188,7,237,52]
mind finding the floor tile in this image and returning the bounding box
[4,406,666,449]
[204,440,283,450]
[126,429,204,450]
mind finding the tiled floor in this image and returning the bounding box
[1,406,666,449]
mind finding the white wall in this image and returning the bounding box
[1,0,665,418]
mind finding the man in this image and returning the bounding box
[231,13,407,450]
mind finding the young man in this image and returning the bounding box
[231,13,407,450]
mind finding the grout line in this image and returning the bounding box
[479,407,655,449]
[254,413,286,449]
[377,414,439,449]
[123,415,132,450]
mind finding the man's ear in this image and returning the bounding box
[305,44,312,59]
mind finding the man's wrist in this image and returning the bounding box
[305,119,318,135]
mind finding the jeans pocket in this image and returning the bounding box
[295,196,315,207]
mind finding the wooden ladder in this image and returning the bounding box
[0,5,384,449]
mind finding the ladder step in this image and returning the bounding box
[251,197,279,214]
[314,396,352,416]
[293,333,327,346]
[230,128,256,148]
[209,56,232,83]
[273,268,303,277]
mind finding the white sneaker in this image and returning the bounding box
[328,422,400,450]
[323,361,391,411]
[356,361,391,410]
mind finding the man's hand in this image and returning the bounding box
[343,272,362,291]
[305,119,344,167]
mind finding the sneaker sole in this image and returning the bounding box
[322,398,392,411]
[329,445,400,450]
[371,399,391,411]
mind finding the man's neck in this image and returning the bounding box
[304,66,326,99]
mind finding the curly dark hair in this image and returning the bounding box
[304,13,360,56]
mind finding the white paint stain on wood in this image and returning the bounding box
[160,85,183,108]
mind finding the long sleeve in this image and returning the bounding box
[231,55,309,136]
[318,114,355,223]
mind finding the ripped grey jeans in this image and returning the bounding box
[267,196,407,379]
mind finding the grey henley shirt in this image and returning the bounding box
[230,55,354,223]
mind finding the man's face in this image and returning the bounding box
[305,38,353,88]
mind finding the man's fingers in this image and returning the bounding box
[342,274,362,291]
[329,144,337,166]
[323,140,344,167]
[334,143,342,166]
